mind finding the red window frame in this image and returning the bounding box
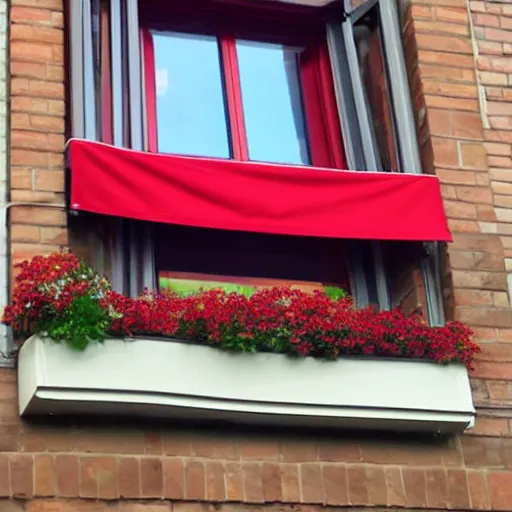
[141,2,346,169]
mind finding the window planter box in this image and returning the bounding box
[18,335,475,434]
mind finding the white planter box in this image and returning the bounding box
[18,335,475,434]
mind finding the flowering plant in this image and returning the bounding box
[3,253,480,368]
[3,253,110,350]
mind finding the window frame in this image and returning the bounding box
[70,0,446,325]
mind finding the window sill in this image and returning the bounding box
[18,335,475,434]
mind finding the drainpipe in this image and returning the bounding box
[0,0,10,366]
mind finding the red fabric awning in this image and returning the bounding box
[67,139,451,242]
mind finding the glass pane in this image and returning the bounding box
[236,40,310,165]
[354,10,400,171]
[152,31,230,158]
[155,224,350,295]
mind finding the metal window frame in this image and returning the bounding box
[69,0,85,139]
[329,0,444,319]
[378,0,445,324]
[339,9,390,310]
[326,22,370,308]
[83,0,97,141]
[126,0,156,294]
[109,0,126,294]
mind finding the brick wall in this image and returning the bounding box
[2,0,512,510]
[9,0,67,270]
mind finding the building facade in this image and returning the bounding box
[1,0,512,510]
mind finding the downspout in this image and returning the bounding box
[0,0,11,366]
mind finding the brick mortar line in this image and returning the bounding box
[1,453,507,469]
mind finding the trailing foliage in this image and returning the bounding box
[3,253,480,368]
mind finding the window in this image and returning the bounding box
[138,2,350,295]
[142,10,345,168]
[68,0,447,324]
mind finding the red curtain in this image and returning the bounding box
[68,139,451,242]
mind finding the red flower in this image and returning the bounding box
[3,252,481,369]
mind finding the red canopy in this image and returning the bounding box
[67,139,451,242]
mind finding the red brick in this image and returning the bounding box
[262,462,281,502]
[385,467,406,507]
[411,4,432,19]
[415,19,469,36]
[118,458,140,499]
[318,441,361,462]
[162,433,191,456]
[11,206,66,226]
[366,466,387,506]
[10,167,32,190]
[426,94,479,112]
[435,6,468,23]
[280,441,317,462]
[162,458,183,499]
[26,501,109,512]
[55,455,79,498]
[447,469,470,509]
[191,436,236,459]
[185,460,205,500]
[416,33,472,54]
[471,417,510,436]
[473,13,500,27]
[34,169,64,191]
[40,226,67,245]
[21,426,73,452]
[323,465,348,506]
[452,112,484,140]
[281,464,300,502]
[225,462,244,502]
[300,463,324,504]
[460,142,488,168]
[423,80,477,99]
[11,6,52,25]
[488,471,512,510]
[206,461,225,502]
[140,458,163,499]
[10,41,54,63]
[0,454,10,497]
[238,439,280,460]
[347,466,368,506]
[362,441,443,466]
[243,463,264,503]
[486,28,512,44]
[403,468,427,508]
[11,60,48,80]
[473,361,512,380]
[426,468,449,508]
[428,109,452,136]
[432,137,458,166]
[419,50,474,68]
[10,454,34,498]
[79,456,118,499]
[468,470,491,510]
[34,455,55,497]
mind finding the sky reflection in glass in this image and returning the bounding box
[236,40,310,165]
[153,32,231,158]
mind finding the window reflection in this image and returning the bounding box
[236,40,311,165]
[152,31,231,158]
